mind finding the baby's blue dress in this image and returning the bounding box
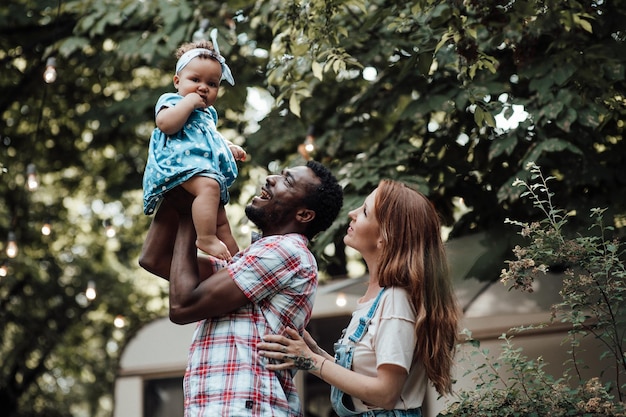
[142,93,238,215]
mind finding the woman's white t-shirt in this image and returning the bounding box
[338,287,426,412]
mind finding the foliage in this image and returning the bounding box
[246,0,626,279]
[1,0,626,416]
[0,1,256,416]
[446,336,625,416]
[441,163,626,416]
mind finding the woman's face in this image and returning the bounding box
[343,188,381,256]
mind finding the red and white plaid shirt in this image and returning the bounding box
[183,233,318,416]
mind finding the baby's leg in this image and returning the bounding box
[216,204,239,256]
[181,176,231,260]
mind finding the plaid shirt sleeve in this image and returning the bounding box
[228,233,318,333]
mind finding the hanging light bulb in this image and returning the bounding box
[304,136,315,153]
[103,219,116,238]
[0,261,8,277]
[114,315,126,328]
[6,231,18,258]
[26,163,39,190]
[305,125,315,152]
[43,57,57,84]
[41,219,52,236]
[335,292,347,307]
[86,280,97,301]
[239,217,250,235]
[298,125,316,160]
[192,18,210,41]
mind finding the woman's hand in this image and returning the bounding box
[302,329,321,354]
[261,329,409,410]
[258,327,319,371]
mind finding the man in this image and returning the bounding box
[139,160,343,416]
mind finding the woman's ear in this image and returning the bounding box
[296,208,315,223]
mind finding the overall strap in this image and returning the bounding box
[348,288,386,343]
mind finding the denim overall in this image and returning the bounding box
[330,288,422,417]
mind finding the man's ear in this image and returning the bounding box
[296,208,315,223]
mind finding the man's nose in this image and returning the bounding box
[265,175,277,186]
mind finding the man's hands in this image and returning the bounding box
[164,186,195,216]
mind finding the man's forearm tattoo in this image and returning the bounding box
[286,355,315,371]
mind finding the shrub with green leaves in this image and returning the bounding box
[441,162,626,416]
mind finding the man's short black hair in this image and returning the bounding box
[302,160,343,240]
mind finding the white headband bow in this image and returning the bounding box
[175,29,235,85]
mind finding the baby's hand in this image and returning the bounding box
[184,92,207,109]
[229,144,247,161]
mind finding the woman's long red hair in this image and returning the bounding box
[374,180,459,396]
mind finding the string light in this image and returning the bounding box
[41,220,52,236]
[16,0,131,316]
[43,57,57,84]
[103,219,116,238]
[0,261,8,277]
[304,137,315,153]
[23,2,127,320]
[239,217,250,235]
[86,280,97,301]
[26,163,39,190]
[192,18,210,42]
[298,125,316,160]
[114,315,126,328]
[6,231,18,258]
[304,126,315,153]
[335,292,347,307]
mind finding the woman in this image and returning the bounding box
[258,179,459,416]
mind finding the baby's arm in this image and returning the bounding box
[225,141,247,161]
[156,93,206,135]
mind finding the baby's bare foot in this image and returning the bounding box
[196,235,232,260]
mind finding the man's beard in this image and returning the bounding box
[244,204,267,230]
[245,202,290,232]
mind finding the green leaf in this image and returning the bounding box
[289,93,301,118]
[483,110,496,128]
[529,76,554,96]
[578,105,602,129]
[489,135,518,160]
[552,64,576,86]
[58,37,90,57]
[312,61,323,81]
[474,106,484,126]
[555,108,577,132]
[522,138,583,167]
[573,13,594,33]
[538,100,564,121]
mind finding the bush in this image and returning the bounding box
[441,162,626,416]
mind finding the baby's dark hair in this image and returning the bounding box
[302,160,343,240]
[175,41,219,60]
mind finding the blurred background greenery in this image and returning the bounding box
[1,0,625,415]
